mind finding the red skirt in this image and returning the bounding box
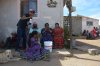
[54,36,64,49]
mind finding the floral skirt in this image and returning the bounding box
[20,48,50,61]
[54,36,64,49]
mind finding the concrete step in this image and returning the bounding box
[75,46,100,55]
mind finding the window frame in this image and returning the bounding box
[20,0,38,17]
[86,21,93,26]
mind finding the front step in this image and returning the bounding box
[75,46,100,55]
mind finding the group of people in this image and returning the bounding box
[15,9,64,61]
[82,27,99,39]
[40,23,64,49]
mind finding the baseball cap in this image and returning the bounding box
[29,9,35,13]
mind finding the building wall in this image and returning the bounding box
[0,0,20,41]
[34,0,63,28]
[64,16,82,35]
[0,0,64,41]
[72,17,82,35]
[64,16,99,35]
[82,17,99,32]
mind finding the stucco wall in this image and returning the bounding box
[34,0,63,28]
[0,0,64,41]
[64,16,99,35]
[82,17,99,32]
[0,0,20,41]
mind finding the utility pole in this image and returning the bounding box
[69,0,73,55]
[66,0,73,55]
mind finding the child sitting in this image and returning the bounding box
[21,31,50,61]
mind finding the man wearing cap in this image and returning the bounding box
[16,9,35,51]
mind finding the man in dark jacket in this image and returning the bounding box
[16,10,35,51]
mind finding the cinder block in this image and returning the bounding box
[88,49,100,55]
[75,46,100,55]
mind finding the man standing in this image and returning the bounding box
[16,9,35,51]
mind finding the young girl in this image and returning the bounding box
[21,31,50,61]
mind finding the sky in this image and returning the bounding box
[63,0,100,24]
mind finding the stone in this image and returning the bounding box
[57,51,72,57]
[88,49,100,55]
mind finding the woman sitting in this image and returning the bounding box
[21,31,50,61]
[28,22,41,47]
[40,23,53,48]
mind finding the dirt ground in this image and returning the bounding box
[0,38,100,66]
[76,38,100,50]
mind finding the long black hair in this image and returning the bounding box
[32,23,38,29]
[55,23,59,26]
[30,31,38,38]
[45,23,49,27]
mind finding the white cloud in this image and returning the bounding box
[64,0,100,25]
[72,0,100,11]
[89,12,100,25]
[63,5,68,16]
[72,0,100,25]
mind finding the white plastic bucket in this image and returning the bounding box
[44,41,53,52]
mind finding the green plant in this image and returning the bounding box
[64,25,70,49]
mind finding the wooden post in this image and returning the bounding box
[66,0,73,56]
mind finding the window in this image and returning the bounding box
[20,0,37,17]
[29,0,37,16]
[87,21,93,26]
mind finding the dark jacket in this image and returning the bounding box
[17,18,30,29]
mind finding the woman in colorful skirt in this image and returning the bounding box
[21,31,50,61]
[40,23,53,48]
[53,23,64,49]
